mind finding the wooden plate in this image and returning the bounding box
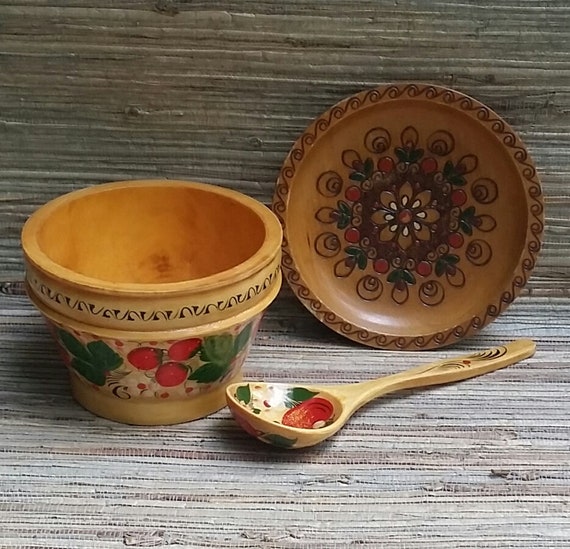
[272,83,544,350]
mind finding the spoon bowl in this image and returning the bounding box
[226,339,536,449]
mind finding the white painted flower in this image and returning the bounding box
[371,181,440,250]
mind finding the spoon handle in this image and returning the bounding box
[345,339,536,411]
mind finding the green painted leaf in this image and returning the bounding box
[364,157,374,177]
[435,260,446,277]
[395,147,408,163]
[200,334,234,364]
[402,269,416,285]
[460,206,476,234]
[235,384,251,405]
[284,387,319,408]
[59,330,123,386]
[262,433,298,448]
[460,219,473,235]
[349,172,365,182]
[443,160,454,178]
[58,330,91,362]
[345,246,367,270]
[234,322,253,355]
[435,255,460,277]
[337,213,350,230]
[71,357,106,386]
[387,269,402,283]
[337,200,351,214]
[409,148,424,163]
[86,340,122,371]
[442,161,467,185]
[188,362,228,383]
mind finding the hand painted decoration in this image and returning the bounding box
[54,320,255,401]
[230,383,337,448]
[314,126,498,306]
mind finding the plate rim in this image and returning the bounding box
[272,82,544,350]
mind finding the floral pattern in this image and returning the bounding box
[229,383,337,448]
[51,316,260,400]
[314,126,498,305]
[371,181,440,250]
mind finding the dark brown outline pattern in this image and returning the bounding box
[272,83,544,350]
[28,265,281,323]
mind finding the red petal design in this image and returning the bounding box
[281,397,335,429]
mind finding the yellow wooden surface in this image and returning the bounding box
[1,2,569,547]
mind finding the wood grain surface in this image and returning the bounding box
[0,1,569,547]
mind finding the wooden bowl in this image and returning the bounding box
[273,84,544,350]
[22,180,282,424]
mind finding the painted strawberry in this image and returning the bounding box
[155,361,188,387]
[451,189,467,207]
[344,227,360,243]
[167,338,201,361]
[420,157,438,174]
[127,347,161,370]
[373,258,390,274]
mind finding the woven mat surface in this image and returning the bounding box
[0,2,569,547]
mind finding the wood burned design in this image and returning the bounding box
[273,83,544,349]
[314,125,498,305]
[29,265,280,322]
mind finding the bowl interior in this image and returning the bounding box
[35,185,266,284]
[274,85,543,349]
[285,101,529,335]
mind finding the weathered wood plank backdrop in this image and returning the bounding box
[1,1,569,547]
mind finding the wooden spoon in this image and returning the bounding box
[226,339,536,449]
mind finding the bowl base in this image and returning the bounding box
[69,374,241,425]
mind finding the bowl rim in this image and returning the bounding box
[22,179,283,296]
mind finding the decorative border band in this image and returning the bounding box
[28,265,281,324]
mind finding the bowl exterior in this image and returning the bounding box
[21,180,283,424]
[38,303,269,426]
